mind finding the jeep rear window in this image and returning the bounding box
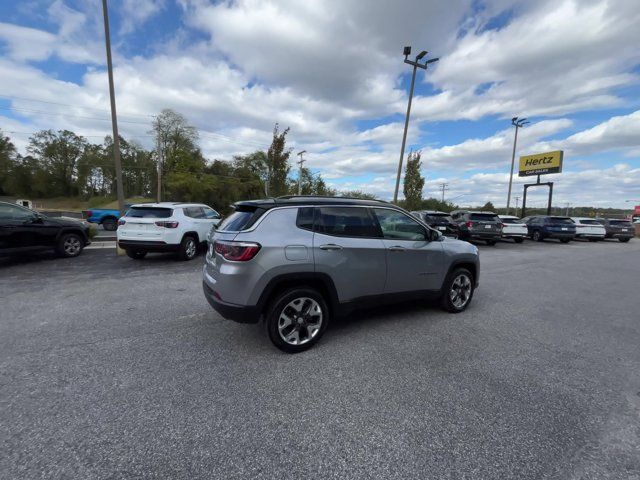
[500,218,519,224]
[579,219,599,225]
[218,207,266,231]
[610,220,632,226]
[127,207,172,218]
[470,213,498,221]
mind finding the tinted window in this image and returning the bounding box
[184,207,205,219]
[218,211,254,231]
[547,217,573,225]
[128,207,172,218]
[373,208,426,241]
[203,208,220,219]
[470,213,499,221]
[501,218,519,224]
[610,220,632,226]
[315,207,379,238]
[0,203,36,220]
[296,207,315,231]
[579,219,599,225]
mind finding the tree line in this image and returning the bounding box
[0,109,377,214]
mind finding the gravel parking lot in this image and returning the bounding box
[1,239,639,479]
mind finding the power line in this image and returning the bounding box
[0,94,155,119]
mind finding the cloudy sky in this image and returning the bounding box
[1,0,639,208]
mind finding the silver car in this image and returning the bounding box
[203,197,480,353]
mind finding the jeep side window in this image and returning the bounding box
[315,207,379,238]
[372,208,426,241]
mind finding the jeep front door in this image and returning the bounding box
[372,207,445,293]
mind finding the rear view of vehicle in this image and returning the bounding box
[117,203,221,260]
[571,217,606,241]
[454,211,502,245]
[498,215,527,243]
[526,216,576,243]
[597,218,634,242]
[411,211,459,238]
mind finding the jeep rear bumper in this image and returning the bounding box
[202,281,259,324]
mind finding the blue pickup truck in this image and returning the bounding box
[83,208,123,231]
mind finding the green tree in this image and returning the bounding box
[151,109,203,196]
[339,190,378,200]
[403,151,424,211]
[481,201,496,211]
[266,124,291,197]
[0,130,17,195]
[27,130,88,196]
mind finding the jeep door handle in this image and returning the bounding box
[319,244,343,251]
[388,246,406,252]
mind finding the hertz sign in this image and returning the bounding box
[518,150,563,177]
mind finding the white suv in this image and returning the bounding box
[117,202,221,260]
[571,217,606,241]
[498,215,528,243]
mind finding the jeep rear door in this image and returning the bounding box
[312,206,386,302]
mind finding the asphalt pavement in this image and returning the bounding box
[1,239,639,479]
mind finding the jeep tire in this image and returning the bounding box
[441,267,474,313]
[266,287,329,353]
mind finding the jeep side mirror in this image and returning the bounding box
[430,229,442,241]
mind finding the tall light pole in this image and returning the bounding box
[506,117,529,215]
[393,46,439,204]
[296,150,307,195]
[101,0,125,218]
[514,195,520,217]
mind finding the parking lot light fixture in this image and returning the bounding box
[506,117,529,215]
[393,46,439,204]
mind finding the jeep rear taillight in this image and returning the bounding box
[466,221,474,228]
[214,240,261,261]
[155,221,179,228]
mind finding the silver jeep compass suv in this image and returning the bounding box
[203,196,480,353]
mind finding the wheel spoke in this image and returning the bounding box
[284,330,300,344]
[279,313,294,328]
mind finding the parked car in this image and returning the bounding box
[410,210,459,237]
[570,217,606,241]
[450,210,502,245]
[203,196,480,353]
[0,201,91,258]
[83,208,123,231]
[524,216,576,243]
[117,202,222,260]
[595,218,634,242]
[498,215,527,243]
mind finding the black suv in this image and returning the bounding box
[596,218,634,242]
[410,210,459,238]
[450,210,502,245]
[0,201,91,257]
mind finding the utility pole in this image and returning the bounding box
[514,195,520,217]
[439,183,449,203]
[506,117,529,215]
[155,131,162,202]
[393,46,439,204]
[296,150,307,196]
[101,0,124,218]
[565,202,571,216]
